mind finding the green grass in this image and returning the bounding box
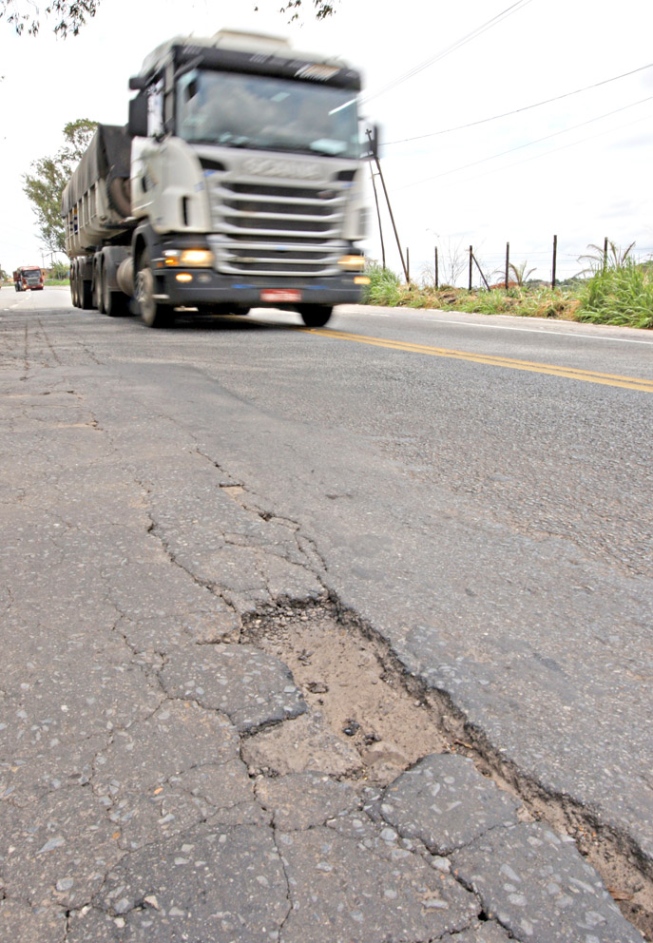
[577,260,653,329]
[362,260,653,329]
[362,263,580,321]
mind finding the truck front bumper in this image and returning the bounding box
[151,269,365,310]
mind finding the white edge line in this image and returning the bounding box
[357,308,653,346]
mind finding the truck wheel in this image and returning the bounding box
[95,263,106,313]
[80,279,94,310]
[298,305,333,327]
[71,269,80,307]
[103,279,128,317]
[136,250,174,328]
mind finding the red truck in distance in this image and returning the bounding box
[13,266,45,292]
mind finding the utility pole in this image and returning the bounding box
[368,160,386,269]
[366,130,409,283]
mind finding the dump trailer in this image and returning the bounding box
[13,266,44,291]
[62,29,376,328]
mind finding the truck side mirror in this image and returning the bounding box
[128,94,149,138]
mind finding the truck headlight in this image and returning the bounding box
[338,254,366,271]
[164,249,214,267]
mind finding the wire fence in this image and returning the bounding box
[387,237,653,289]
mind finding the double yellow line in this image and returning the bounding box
[303,327,653,394]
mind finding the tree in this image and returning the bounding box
[50,259,70,280]
[1,0,98,35]
[258,1,338,20]
[23,119,97,253]
[3,0,336,34]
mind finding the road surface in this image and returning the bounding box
[1,287,651,940]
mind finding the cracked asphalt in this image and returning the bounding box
[0,288,650,942]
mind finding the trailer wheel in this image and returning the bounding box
[71,268,80,307]
[80,278,93,310]
[95,262,106,313]
[298,305,333,327]
[136,250,174,328]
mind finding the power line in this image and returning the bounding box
[385,62,653,146]
[362,0,536,103]
[394,106,653,193]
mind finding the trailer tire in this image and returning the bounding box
[71,269,80,307]
[136,249,174,328]
[80,278,93,310]
[95,262,106,313]
[298,305,333,327]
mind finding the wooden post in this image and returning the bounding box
[505,242,510,289]
[406,247,410,284]
[603,236,608,270]
[434,247,439,289]
[468,245,473,291]
[551,234,558,289]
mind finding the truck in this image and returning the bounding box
[62,29,376,328]
[13,266,45,292]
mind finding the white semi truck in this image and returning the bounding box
[62,29,376,328]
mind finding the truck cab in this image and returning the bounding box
[14,267,44,291]
[127,30,371,326]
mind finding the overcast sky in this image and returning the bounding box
[1,0,652,284]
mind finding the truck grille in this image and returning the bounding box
[207,175,350,277]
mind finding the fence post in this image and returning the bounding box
[505,242,510,288]
[603,236,608,271]
[406,247,410,284]
[551,234,558,290]
[434,247,439,289]
[468,245,473,290]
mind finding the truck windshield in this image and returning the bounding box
[176,70,360,158]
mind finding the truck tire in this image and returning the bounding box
[95,263,106,313]
[103,277,129,317]
[136,249,174,328]
[71,269,80,307]
[298,305,333,327]
[80,279,94,310]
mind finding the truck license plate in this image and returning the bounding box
[260,289,302,303]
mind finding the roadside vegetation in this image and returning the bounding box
[363,244,653,330]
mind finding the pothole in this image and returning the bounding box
[240,598,653,941]
[242,602,446,788]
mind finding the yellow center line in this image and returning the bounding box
[301,327,653,394]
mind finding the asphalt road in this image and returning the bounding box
[2,287,652,912]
